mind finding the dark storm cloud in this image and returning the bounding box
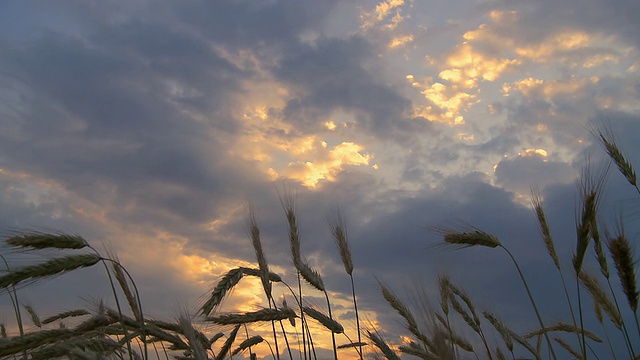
[492,0,640,47]
[0,6,267,234]
[177,0,339,48]
[495,154,577,194]
[273,36,431,141]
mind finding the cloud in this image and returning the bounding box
[360,0,406,30]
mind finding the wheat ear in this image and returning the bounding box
[302,306,343,333]
[0,254,101,289]
[5,232,87,250]
[367,330,400,360]
[206,308,296,325]
[232,335,264,356]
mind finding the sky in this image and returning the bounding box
[1,0,640,358]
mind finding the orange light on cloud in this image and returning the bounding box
[360,0,405,30]
[283,142,372,187]
[389,35,414,49]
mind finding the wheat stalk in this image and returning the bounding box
[531,188,560,269]
[483,311,513,352]
[554,337,582,359]
[0,328,75,357]
[592,122,638,189]
[231,335,264,356]
[206,308,296,325]
[215,324,240,360]
[367,330,400,360]
[247,208,272,299]
[24,304,42,328]
[578,271,623,329]
[0,254,101,289]
[200,267,244,316]
[443,230,501,248]
[609,234,638,312]
[525,322,602,343]
[5,232,87,250]
[296,260,325,292]
[42,309,90,325]
[302,306,343,333]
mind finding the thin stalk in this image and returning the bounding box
[557,268,582,353]
[89,248,135,359]
[576,277,589,360]
[323,291,338,360]
[103,258,148,360]
[500,245,557,360]
[348,274,363,360]
[605,280,634,357]
[0,255,26,360]
[269,297,293,360]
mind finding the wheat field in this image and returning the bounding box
[0,125,638,359]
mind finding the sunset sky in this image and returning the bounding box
[1,0,640,358]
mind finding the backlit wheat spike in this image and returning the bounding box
[594,124,637,187]
[209,332,224,347]
[206,308,297,325]
[367,330,400,360]
[378,280,418,334]
[24,304,42,328]
[398,343,430,358]
[231,335,264,356]
[554,337,582,359]
[579,271,623,329]
[30,337,122,360]
[5,232,87,250]
[337,342,368,349]
[329,210,353,275]
[609,234,639,311]
[302,306,344,333]
[240,267,282,283]
[42,309,90,325]
[200,267,244,316]
[525,322,602,343]
[508,329,541,360]
[443,230,500,248]
[484,311,512,352]
[448,292,479,333]
[247,208,272,298]
[215,324,240,360]
[178,314,208,360]
[0,254,101,289]
[0,328,75,357]
[573,190,596,275]
[296,260,325,291]
[280,190,302,266]
[435,328,473,353]
[111,260,142,322]
[531,188,560,270]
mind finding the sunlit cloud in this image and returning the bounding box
[388,35,414,49]
[282,142,372,188]
[410,78,476,124]
[502,76,597,100]
[360,0,406,30]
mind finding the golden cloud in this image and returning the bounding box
[282,142,372,187]
[361,0,405,30]
[502,76,597,99]
[389,35,414,49]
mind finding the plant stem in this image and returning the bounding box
[500,245,557,360]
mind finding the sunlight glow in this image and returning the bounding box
[283,142,372,187]
[389,35,414,49]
